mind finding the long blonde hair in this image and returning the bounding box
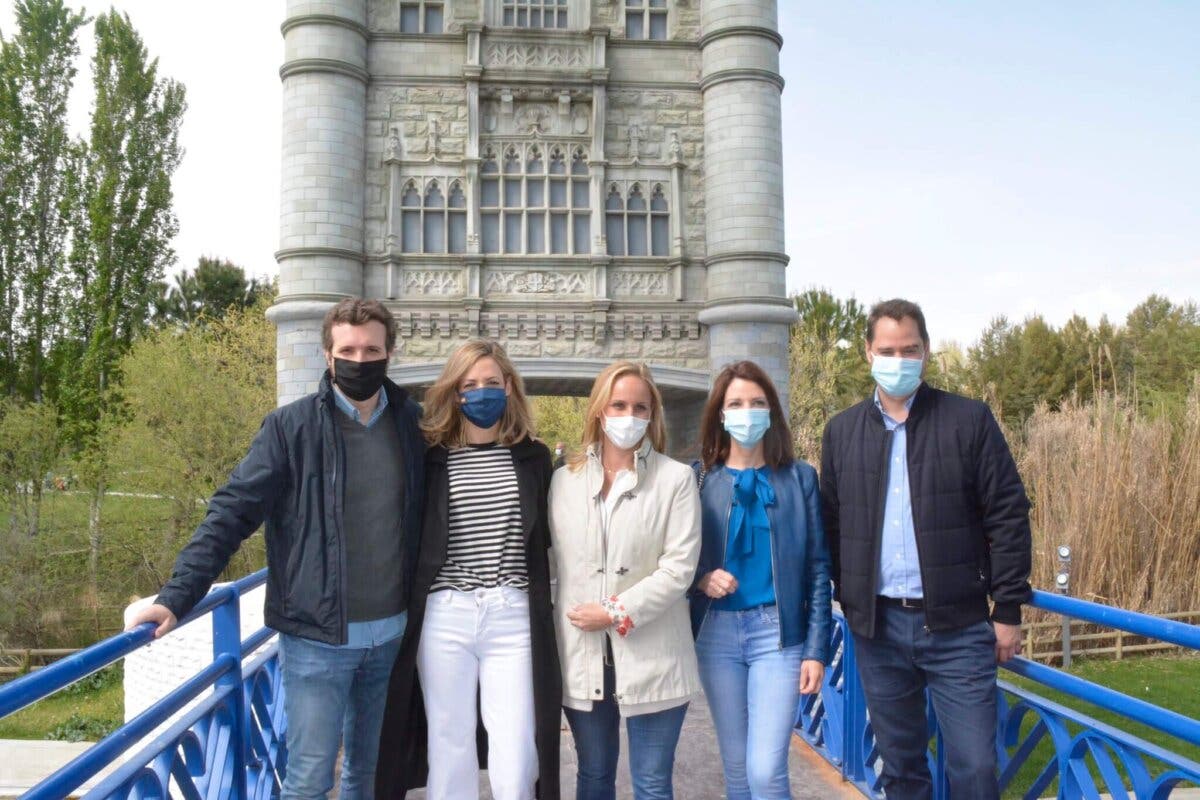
[422,339,536,448]
[568,361,667,470]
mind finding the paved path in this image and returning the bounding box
[407,695,859,799]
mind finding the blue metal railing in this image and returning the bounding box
[4,576,1198,799]
[797,589,1200,799]
[0,570,285,800]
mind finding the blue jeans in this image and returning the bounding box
[696,606,803,800]
[278,626,404,800]
[563,661,689,800]
[852,604,999,800]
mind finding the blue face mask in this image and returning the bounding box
[871,355,924,398]
[460,387,507,428]
[723,408,772,447]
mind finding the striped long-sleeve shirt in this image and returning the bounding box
[430,444,529,592]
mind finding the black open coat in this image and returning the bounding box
[375,437,562,799]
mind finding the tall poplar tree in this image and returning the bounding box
[60,9,185,578]
[8,0,87,402]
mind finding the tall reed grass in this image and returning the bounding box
[1017,380,1200,614]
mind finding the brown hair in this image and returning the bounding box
[867,298,929,348]
[421,339,536,448]
[568,361,667,471]
[698,361,795,469]
[322,298,397,353]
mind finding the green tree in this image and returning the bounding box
[113,300,274,580]
[58,9,186,583]
[788,288,872,461]
[1121,295,1200,413]
[0,35,25,397]
[531,396,588,459]
[0,398,62,537]
[154,256,271,328]
[3,1,88,402]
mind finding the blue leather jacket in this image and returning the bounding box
[689,460,832,662]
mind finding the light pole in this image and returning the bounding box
[1056,545,1072,668]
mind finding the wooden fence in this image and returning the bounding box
[1024,610,1200,663]
[0,647,81,677]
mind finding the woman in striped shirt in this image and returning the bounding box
[376,340,561,800]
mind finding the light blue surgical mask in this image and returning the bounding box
[723,408,772,447]
[871,355,924,398]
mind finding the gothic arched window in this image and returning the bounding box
[400,1,444,33]
[480,142,590,255]
[503,0,567,29]
[625,0,666,40]
[399,178,467,254]
[605,181,670,257]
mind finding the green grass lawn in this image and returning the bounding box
[0,665,123,742]
[998,654,1200,798]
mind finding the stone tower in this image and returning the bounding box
[272,0,795,452]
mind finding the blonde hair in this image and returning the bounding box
[422,339,536,448]
[568,361,666,471]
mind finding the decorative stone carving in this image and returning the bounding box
[668,131,682,162]
[405,270,463,296]
[486,270,589,295]
[482,99,591,138]
[484,43,587,69]
[385,127,403,161]
[612,271,670,296]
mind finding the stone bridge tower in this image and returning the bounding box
[271,0,794,453]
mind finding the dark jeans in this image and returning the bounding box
[563,661,689,800]
[852,604,999,800]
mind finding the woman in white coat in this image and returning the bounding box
[548,361,702,800]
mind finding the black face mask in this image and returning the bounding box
[332,358,388,401]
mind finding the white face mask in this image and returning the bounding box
[603,414,650,451]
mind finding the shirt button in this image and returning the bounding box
[893,520,900,526]
[595,689,601,695]
[894,488,900,494]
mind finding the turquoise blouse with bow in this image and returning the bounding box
[712,465,777,610]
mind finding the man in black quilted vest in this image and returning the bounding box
[819,298,1032,800]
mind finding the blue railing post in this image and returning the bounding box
[212,584,248,800]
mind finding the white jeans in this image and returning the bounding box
[417,586,537,800]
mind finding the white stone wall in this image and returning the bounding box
[123,584,269,725]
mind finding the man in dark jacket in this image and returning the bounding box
[126,298,424,800]
[820,298,1031,800]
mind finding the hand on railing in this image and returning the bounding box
[125,603,179,638]
[994,621,1022,663]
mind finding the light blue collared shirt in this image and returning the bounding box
[875,389,923,599]
[332,383,390,428]
[316,384,406,648]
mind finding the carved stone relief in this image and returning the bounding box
[484,42,587,69]
[486,270,589,295]
[482,99,589,137]
[404,270,464,296]
[611,271,670,297]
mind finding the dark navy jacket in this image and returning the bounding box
[689,460,833,664]
[155,374,425,645]
[820,383,1032,639]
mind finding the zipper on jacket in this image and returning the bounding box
[870,429,893,634]
[905,416,935,632]
[765,478,783,650]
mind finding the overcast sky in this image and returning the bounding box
[2,1,1196,347]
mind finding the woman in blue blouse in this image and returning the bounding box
[689,360,832,800]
